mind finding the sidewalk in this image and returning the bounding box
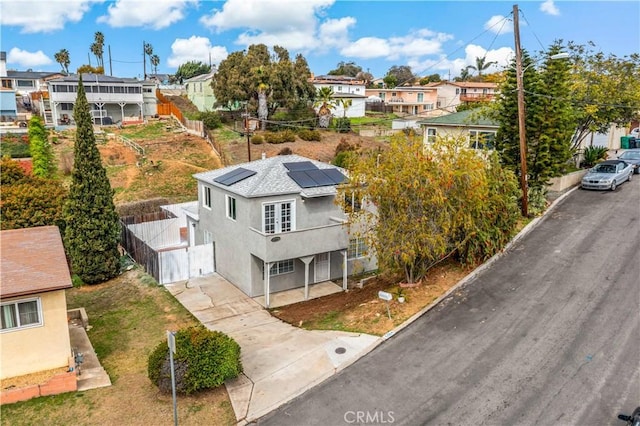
[165,276,378,423]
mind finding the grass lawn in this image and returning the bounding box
[0,267,236,426]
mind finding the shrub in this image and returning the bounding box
[251,135,264,145]
[198,111,222,130]
[279,129,296,143]
[297,129,321,141]
[148,326,242,395]
[264,130,296,144]
[582,145,608,168]
[278,147,293,155]
[333,117,351,133]
[1,156,28,185]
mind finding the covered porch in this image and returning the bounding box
[253,280,344,308]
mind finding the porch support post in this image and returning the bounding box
[264,261,271,308]
[341,250,348,291]
[300,256,314,301]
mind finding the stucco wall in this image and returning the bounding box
[1,290,71,380]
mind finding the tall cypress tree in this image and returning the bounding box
[63,76,120,284]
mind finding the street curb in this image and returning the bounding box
[380,185,580,341]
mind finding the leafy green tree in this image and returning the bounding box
[565,42,640,150]
[355,71,374,87]
[63,76,121,284]
[77,64,104,74]
[455,67,472,82]
[328,61,363,77]
[1,176,68,231]
[420,74,442,85]
[491,47,575,195]
[382,74,398,89]
[174,60,211,82]
[385,65,415,87]
[340,134,520,284]
[28,116,55,178]
[54,49,70,74]
[212,44,315,124]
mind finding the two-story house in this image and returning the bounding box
[310,75,366,118]
[426,81,498,113]
[46,73,156,126]
[190,154,376,307]
[364,86,439,117]
[184,70,217,112]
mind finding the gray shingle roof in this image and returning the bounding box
[417,109,498,127]
[193,155,345,198]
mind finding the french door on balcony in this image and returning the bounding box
[263,200,294,234]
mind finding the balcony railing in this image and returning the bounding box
[248,218,348,262]
[459,93,494,102]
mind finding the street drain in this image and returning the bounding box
[335,347,346,354]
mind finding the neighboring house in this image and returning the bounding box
[46,73,156,126]
[426,81,498,113]
[0,51,18,121]
[0,226,73,380]
[364,86,439,117]
[311,74,367,118]
[418,109,498,149]
[190,154,376,307]
[184,70,218,112]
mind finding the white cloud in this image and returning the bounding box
[540,0,560,16]
[318,17,356,50]
[97,0,196,29]
[484,15,513,35]
[7,47,53,68]
[0,0,102,33]
[167,36,228,69]
[341,38,390,59]
[408,44,514,78]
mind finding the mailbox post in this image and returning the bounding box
[378,291,393,319]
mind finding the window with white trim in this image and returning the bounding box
[203,186,212,209]
[226,195,237,220]
[1,298,42,331]
[423,104,434,111]
[263,201,294,234]
[203,230,213,244]
[270,259,294,276]
[348,238,367,259]
[417,93,424,102]
[426,128,437,144]
[469,130,496,150]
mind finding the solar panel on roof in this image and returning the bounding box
[323,168,346,184]
[283,161,317,172]
[214,167,257,186]
[288,171,317,188]
[307,169,335,186]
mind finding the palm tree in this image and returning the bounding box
[338,98,352,118]
[313,87,336,128]
[90,32,105,68]
[150,54,160,75]
[466,56,497,77]
[54,49,70,74]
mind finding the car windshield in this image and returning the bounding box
[620,152,640,160]
[592,164,616,173]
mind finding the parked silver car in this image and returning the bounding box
[617,149,640,174]
[581,160,634,191]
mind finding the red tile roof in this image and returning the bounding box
[1,226,73,299]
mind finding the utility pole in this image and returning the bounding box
[513,4,528,217]
[245,103,251,162]
[142,40,146,80]
[108,45,112,76]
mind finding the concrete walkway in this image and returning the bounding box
[165,275,378,423]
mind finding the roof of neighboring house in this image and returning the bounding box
[331,92,366,99]
[369,86,436,92]
[1,226,73,299]
[48,73,141,84]
[194,154,347,199]
[7,70,64,80]
[184,70,217,83]
[425,81,498,89]
[311,75,366,85]
[417,109,498,127]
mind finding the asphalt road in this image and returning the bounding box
[258,178,640,426]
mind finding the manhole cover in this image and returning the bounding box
[335,347,346,354]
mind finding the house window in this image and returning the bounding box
[203,186,212,209]
[455,88,460,95]
[263,201,294,234]
[1,78,12,89]
[348,238,367,260]
[1,298,42,331]
[226,195,237,220]
[469,130,496,149]
[270,259,295,276]
[16,80,34,88]
[344,191,362,213]
[203,230,213,244]
[426,128,437,144]
[423,104,434,111]
[417,93,424,102]
[60,103,74,111]
[378,92,385,100]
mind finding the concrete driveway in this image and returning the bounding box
[165,275,378,423]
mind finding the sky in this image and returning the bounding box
[1,0,638,80]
